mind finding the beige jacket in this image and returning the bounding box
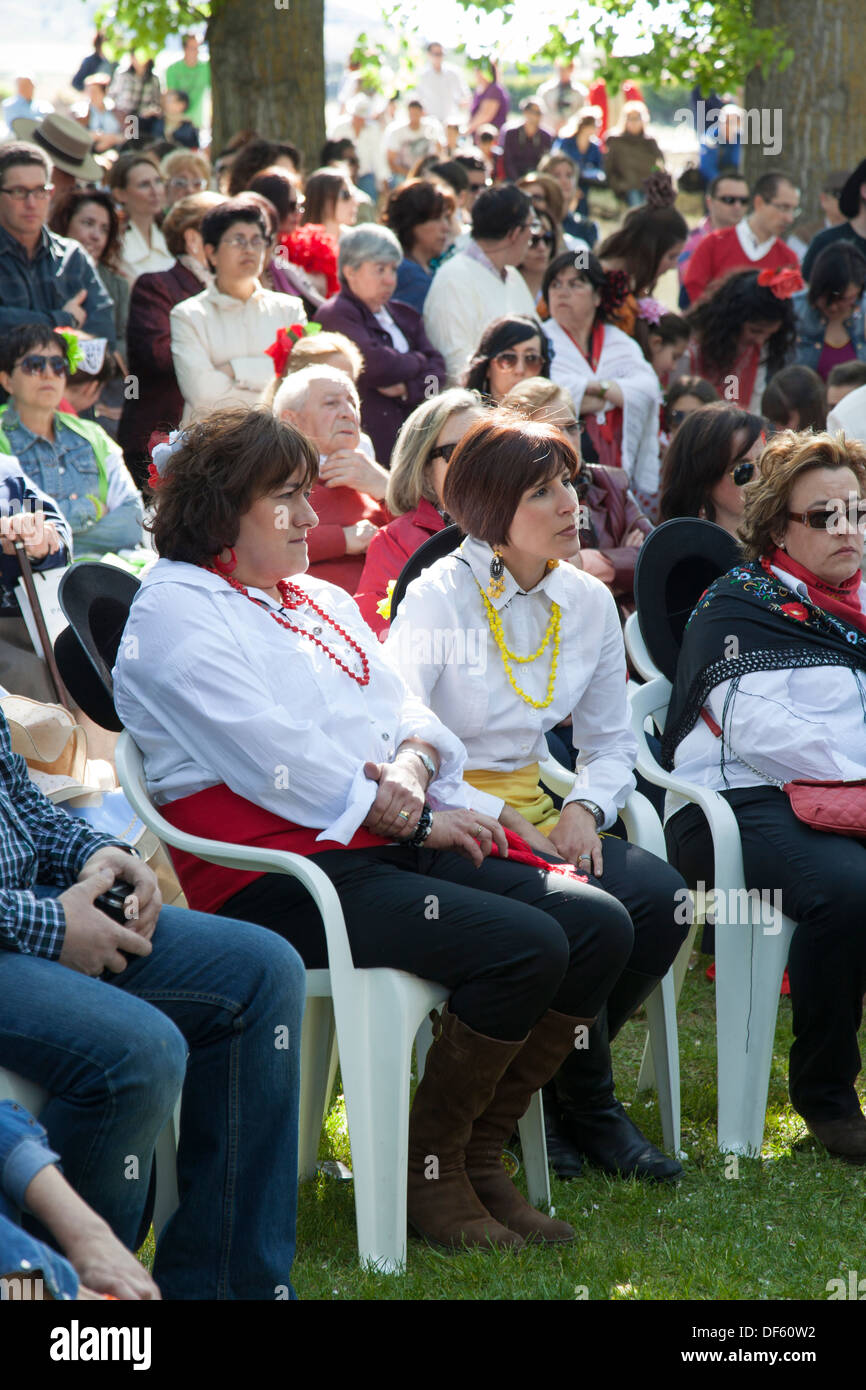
[170,281,306,423]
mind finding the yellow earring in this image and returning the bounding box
[546,559,559,571]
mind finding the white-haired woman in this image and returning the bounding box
[170,195,305,424]
[314,223,447,465]
[354,388,487,635]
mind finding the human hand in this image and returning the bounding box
[362,758,426,838]
[0,512,61,560]
[424,809,508,868]
[78,847,162,939]
[69,1223,161,1300]
[624,526,646,547]
[343,519,378,554]
[321,450,388,499]
[547,802,603,876]
[377,382,409,400]
[580,549,617,583]
[62,289,87,326]
[58,868,153,976]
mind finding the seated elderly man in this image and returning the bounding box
[0,453,70,700]
[0,696,306,1300]
[273,364,391,592]
[0,323,143,558]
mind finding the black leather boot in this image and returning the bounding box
[541,1082,584,1180]
[553,978,683,1182]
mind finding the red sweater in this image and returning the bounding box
[682,225,799,305]
[354,497,446,637]
[305,481,391,594]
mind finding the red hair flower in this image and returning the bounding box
[264,322,324,377]
[757,266,805,299]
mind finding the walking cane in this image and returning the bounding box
[14,541,74,712]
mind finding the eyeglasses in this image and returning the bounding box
[429,441,458,464]
[529,232,554,248]
[788,503,866,531]
[0,184,54,201]
[131,178,165,193]
[729,459,757,485]
[669,408,690,426]
[168,176,207,192]
[769,201,801,215]
[468,180,487,192]
[14,354,66,377]
[221,234,267,250]
[492,351,544,370]
[338,188,355,201]
[714,194,749,206]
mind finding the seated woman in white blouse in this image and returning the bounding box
[112,405,641,1254]
[386,414,687,1181]
[663,430,866,1162]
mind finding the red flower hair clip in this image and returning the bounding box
[264,322,323,376]
[757,265,805,299]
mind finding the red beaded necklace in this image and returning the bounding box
[206,568,370,686]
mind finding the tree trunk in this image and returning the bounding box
[745,0,866,222]
[207,0,325,165]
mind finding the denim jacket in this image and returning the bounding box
[0,406,143,554]
[0,1100,79,1300]
[793,290,866,372]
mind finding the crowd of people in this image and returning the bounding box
[2,29,866,1304]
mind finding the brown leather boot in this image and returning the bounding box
[407,1006,526,1251]
[805,1111,866,1163]
[466,1010,596,1244]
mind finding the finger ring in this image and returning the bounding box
[578,854,591,863]
[475,825,485,837]
[398,809,411,820]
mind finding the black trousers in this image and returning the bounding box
[224,837,686,1042]
[666,786,866,1122]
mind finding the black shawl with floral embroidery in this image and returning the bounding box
[660,559,866,771]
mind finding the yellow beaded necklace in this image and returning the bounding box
[479,585,561,709]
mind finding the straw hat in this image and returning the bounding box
[11,111,103,182]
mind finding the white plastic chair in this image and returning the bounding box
[623,611,663,682]
[628,677,796,1156]
[537,757,682,1154]
[115,731,551,1272]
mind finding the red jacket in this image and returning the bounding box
[306,479,391,594]
[682,225,799,305]
[354,497,445,636]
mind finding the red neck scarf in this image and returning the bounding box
[768,547,866,635]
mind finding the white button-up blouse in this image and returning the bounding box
[112,560,501,844]
[384,538,637,829]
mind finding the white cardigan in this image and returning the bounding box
[170,281,305,424]
[422,248,536,385]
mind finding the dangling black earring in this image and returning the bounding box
[487,546,506,599]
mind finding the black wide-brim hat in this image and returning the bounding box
[633,518,741,682]
[54,563,140,732]
[839,157,866,220]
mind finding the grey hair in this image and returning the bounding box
[386,388,485,515]
[338,223,402,277]
[272,364,360,418]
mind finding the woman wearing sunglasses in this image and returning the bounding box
[462,314,550,404]
[517,212,558,307]
[387,412,687,1182]
[659,402,764,537]
[664,430,866,1162]
[0,322,143,558]
[793,243,866,382]
[354,388,485,636]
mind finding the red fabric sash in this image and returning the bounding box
[768,546,866,636]
[160,784,587,914]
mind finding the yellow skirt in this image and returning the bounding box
[463,763,560,836]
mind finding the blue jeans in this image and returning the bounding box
[0,900,306,1300]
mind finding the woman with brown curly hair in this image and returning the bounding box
[114,404,640,1252]
[663,430,866,1161]
[685,265,799,412]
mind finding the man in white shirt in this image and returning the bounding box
[414,42,469,126]
[328,94,389,202]
[535,61,588,135]
[384,98,444,181]
[423,184,537,383]
[827,381,866,444]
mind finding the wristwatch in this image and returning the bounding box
[399,747,437,785]
[573,799,604,831]
[595,380,612,398]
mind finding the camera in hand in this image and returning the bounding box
[95,880,136,925]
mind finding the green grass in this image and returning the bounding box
[290,948,866,1301]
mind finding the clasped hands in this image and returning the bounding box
[362,756,508,868]
[58,847,163,978]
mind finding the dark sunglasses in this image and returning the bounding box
[14,354,66,377]
[788,503,866,531]
[729,459,757,486]
[493,350,544,369]
[669,408,689,426]
[715,194,750,206]
[429,441,458,464]
[529,232,554,248]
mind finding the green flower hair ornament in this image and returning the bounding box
[55,329,83,375]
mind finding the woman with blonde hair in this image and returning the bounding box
[354,387,486,635]
[161,149,211,207]
[664,431,866,1161]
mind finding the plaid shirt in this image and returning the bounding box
[0,710,121,959]
[0,224,116,348]
[108,65,161,115]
